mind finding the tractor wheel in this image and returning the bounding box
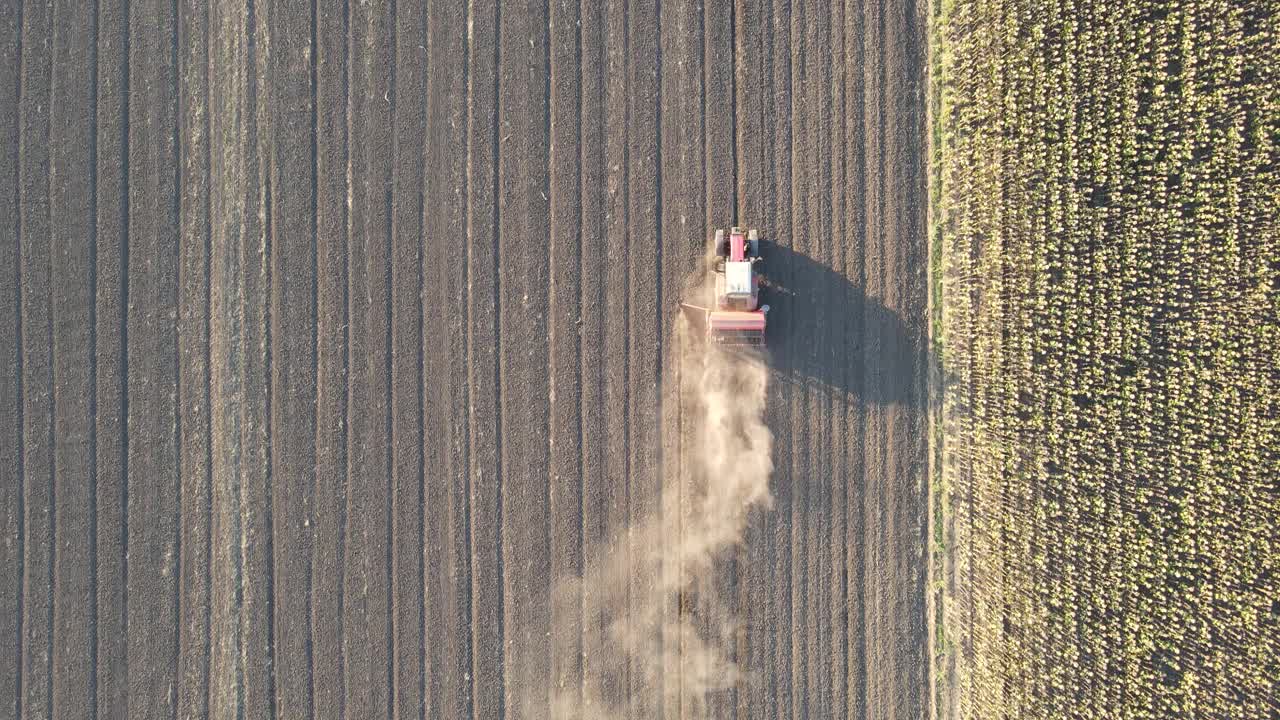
[714,229,728,257]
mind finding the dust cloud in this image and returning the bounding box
[545,255,775,719]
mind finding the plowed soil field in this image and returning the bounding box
[0,0,930,717]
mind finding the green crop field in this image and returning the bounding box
[934,0,1280,716]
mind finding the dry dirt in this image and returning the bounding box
[0,0,930,717]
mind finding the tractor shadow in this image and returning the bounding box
[758,241,929,408]
[740,243,937,702]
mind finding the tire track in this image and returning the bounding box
[207,0,251,714]
[730,2,768,717]
[176,0,212,716]
[794,6,833,717]
[841,1,869,715]
[701,4,738,703]
[312,0,350,716]
[861,0,892,715]
[549,0,586,714]
[827,7,856,714]
[50,0,98,715]
[464,0,504,715]
[787,4,813,717]
[423,2,472,718]
[265,0,320,715]
[576,0,607,713]
[625,2,661,715]
[92,3,130,718]
[498,0,553,711]
[658,0,701,711]
[124,0,183,717]
[18,3,53,717]
[766,4,796,718]
[599,0,630,711]
[342,1,393,715]
[390,3,427,715]
[241,1,277,713]
[0,4,22,714]
[99,7,129,716]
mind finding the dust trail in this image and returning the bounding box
[546,255,775,719]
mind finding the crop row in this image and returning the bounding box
[937,0,1279,716]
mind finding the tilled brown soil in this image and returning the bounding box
[0,0,929,717]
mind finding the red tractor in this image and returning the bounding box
[682,226,770,347]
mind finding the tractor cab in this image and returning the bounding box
[717,260,758,312]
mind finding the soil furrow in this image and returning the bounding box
[312,0,350,715]
[549,0,586,714]
[49,1,98,716]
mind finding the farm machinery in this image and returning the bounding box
[681,226,770,347]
